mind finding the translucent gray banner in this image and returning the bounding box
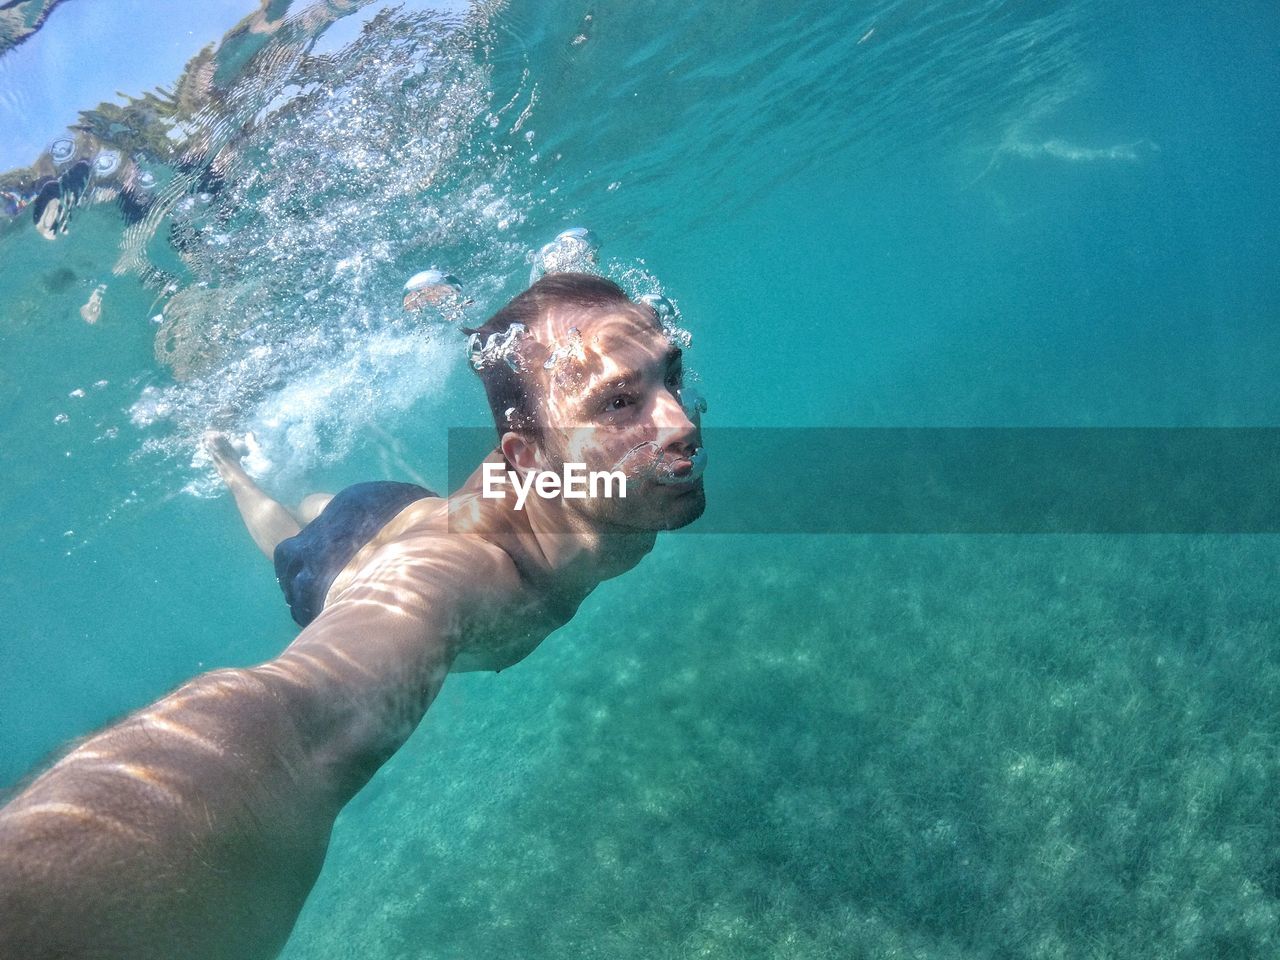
[447,428,1280,533]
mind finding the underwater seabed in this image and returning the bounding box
[283,534,1280,959]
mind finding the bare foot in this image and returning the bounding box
[204,431,250,488]
[203,430,301,556]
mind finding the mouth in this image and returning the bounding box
[655,445,707,486]
[611,440,708,488]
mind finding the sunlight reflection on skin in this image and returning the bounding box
[3,305,706,846]
[0,299,707,960]
[312,302,706,678]
[519,305,706,518]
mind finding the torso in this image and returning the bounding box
[321,492,583,673]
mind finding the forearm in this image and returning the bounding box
[0,665,337,960]
[0,612,455,960]
[0,532,484,959]
[267,594,460,789]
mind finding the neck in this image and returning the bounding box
[451,450,657,601]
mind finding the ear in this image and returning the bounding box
[499,431,544,477]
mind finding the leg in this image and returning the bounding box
[296,493,335,525]
[205,433,302,560]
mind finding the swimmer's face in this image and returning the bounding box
[502,303,705,532]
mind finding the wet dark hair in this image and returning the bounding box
[463,272,643,442]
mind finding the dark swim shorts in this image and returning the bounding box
[273,480,438,627]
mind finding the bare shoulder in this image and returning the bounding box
[327,497,522,611]
[313,494,554,673]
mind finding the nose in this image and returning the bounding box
[651,388,700,455]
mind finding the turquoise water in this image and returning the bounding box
[3,0,1280,955]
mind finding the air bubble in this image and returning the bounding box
[638,293,676,322]
[530,227,601,282]
[542,326,585,370]
[612,440,708,486]
[677,384,708,420]
[468,323,527,372]
[49,137,76,165]
[403,269,464,316]
[99,8,534,490]
[93,151,121,177]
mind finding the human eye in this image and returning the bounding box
[602,393,636,414]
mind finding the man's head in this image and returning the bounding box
[464,273,705,531]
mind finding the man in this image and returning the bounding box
[0,272,705,959]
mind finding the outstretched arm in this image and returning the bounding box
[0,532,518,960]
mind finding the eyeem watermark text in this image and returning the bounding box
[482,462,627,510]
